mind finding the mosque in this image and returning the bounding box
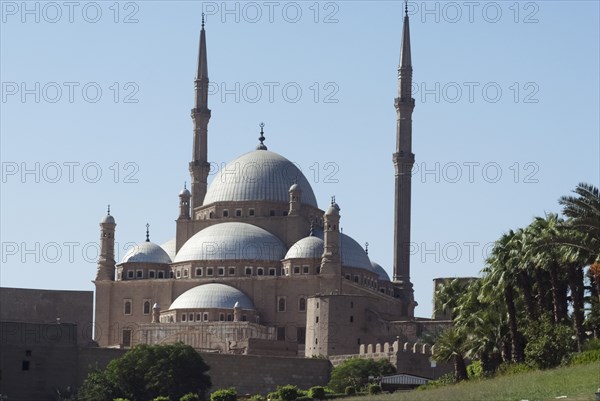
[93,7,437,357]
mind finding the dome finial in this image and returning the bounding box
[309,221,314,237]
[146,223,150,242]
[404,0,408,16]
[184,181,187,189]
[201,12,205,29]
[256,122,267,150]
[107,204,111,215]
[331,196,336,205]
[365,242,369,255]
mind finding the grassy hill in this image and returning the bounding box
[346,362,600,401]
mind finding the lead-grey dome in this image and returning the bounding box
[371,261,391,281]
[169,283,254,310]
[285,236,324,259]
[120,241,172,264]
[160,238,177,261]
[101,214,115,224]
[174,222,286,263]
[203,150,318,207]
[310,230,373,272]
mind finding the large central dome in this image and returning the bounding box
[203,150,318,207]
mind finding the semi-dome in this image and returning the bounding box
[371,261,391,281]
[308,230,373,272]
[160,238,177,261]
[174,222,286,263]
[120,241,172,264]
[203,150,318,207]
[285,236,324,259]
[169,283,254,310]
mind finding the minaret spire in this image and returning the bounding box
[189,14,211,213]
[392,5,416,316]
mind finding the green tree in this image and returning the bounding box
[79,344,211,401]
[328,358,395,393]
[523,316,576,369]
[483,230,524,363]
[433,327,468,382]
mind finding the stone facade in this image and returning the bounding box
[92,9,435,358]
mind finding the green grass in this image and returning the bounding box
[344,362,600,401]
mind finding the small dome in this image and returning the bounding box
[174,222,286,263]
[179,187,191,197]
[371,261,391,281]
[169,283,254,310]
[160,238,177,261]
[101,214,115,224]
[289,183,300,192]
[153,303,160,309]
[325,202,340,216]
[285,236,324,259]
[121,242,172,264]
[311,230,373,272]
[203,150,318,207]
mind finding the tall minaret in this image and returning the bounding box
[392,2,416,314]
[189,13,211,213]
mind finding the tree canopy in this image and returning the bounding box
[328,358,395,393]
[78,343,211,401]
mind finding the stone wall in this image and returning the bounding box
[0,287,93,344]
[328,339,452,380]
[0,322,80,401]
[78,347,330,396]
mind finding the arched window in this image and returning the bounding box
[124,300,132,315]
[298,297,306,312]
[278,297,286,312]
[143,300,151,315]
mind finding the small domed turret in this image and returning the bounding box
[178,183,191,220]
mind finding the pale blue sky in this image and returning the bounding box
[1,1,599,317]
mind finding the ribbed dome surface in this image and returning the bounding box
[160,238,177,261]
[121,242,172,264]
[284,236,324,259]
[169,283,254,310]
[371,261,391,281]
[174,222,286,263]
[203,150,318,207]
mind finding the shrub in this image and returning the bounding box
[114,399,131,401]
[583,338,600,351]
[249,395,265,401]
[308,386,326,400]
[276,385,299,401]
[266,391,279,400]
[367,384,381,395]
[467,360,484,379]
[295,397,312,401]
[180,393,200,401]
[569,349,600,365]
[495,362,531,376]
[524,317,576,369]
[344,386,356,396]
[211,388,237,401]
[152,397,170,401]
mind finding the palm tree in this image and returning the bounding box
[559,183,600,243]
[509,228,537,321]
[433,327,469,382]
[528,214,569,323]
[434,278,470,321]
[483,230,524,363]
